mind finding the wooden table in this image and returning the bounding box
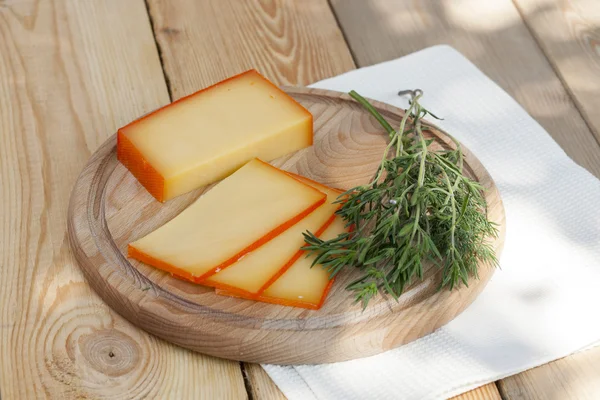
[1,0,599,398]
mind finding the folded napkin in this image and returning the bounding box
[263,46,600,400]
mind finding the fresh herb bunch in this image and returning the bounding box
[303,90,499,308]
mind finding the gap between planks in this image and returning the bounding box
[143,0,173,101]
[326,0,360,67]
[511,0,600,148]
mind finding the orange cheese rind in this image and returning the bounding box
[117,130,166,202]
[128,244,196,282]
[254,212,337,295]
[216,277,335,311]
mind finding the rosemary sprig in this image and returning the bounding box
[303,90,499,308]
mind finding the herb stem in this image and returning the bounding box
[440,167,457,249]
[370,135,398,185]
[349,91,395,137]
[396,94,420,157]
[416,119,428,188]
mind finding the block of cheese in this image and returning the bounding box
[117,69,313,202]
[128,159,326,282]
[202,175,342,296]
[216,216,348,310]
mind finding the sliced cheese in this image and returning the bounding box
[260,216,347,309]
[202,175,342,295]
[128,159,326,281]
[216,215,348,310]
[118,69,313,202]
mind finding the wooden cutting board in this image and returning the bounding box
[67,87,505,365]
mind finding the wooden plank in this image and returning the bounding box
[143,0,354,396]
[450,384,503,400]
[513,0,600,141]
[244,364,287,400]
[0,0,246,398]
[146,0,356,98]
[330,0,600,179]
[498,347,600,399]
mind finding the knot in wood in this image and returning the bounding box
[79,329,140,377]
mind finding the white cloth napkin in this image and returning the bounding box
[262,45,600,400]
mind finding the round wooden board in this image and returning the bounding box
[68,87,505,365]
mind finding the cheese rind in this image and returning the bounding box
[215,215,348,310]
[202,176,342,295]
[118,70,313,202]
[260,217,347,309]
[128,159,326,281]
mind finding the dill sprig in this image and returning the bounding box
[303,90,499,308]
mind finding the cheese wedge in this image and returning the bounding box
[202,176,342,296]
[216,216,348,310]
[128,159,326,281]
[118,70,313,202]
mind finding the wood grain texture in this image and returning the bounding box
[243,363,287,400]
[330,0,600,179]
[498,347,600,400]
[0,0,245,398]
[449,384,503,400]
[67,88,505,365]
[513,0,600,141]
[146,0,356,100]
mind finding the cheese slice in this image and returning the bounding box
[260,216,347,309]
[118,69,313,202]
[216,215,348,310]
[128,159,326,281]
[202,176,342,295]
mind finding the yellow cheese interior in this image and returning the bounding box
[129,159,325,278]
[122,70,312,200]
[204,179,341,293]
[262,216,347,306]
